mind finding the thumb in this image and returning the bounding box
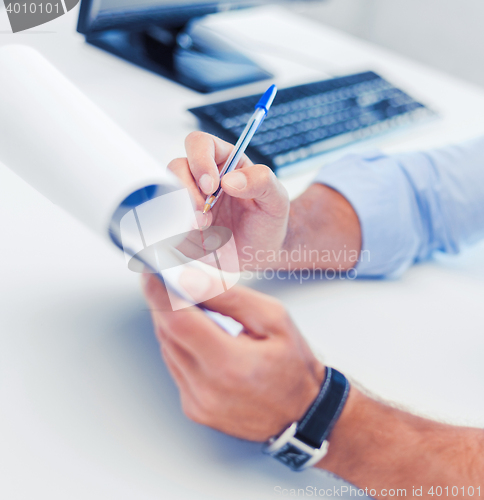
[221,164,289,217]
[179,267,289,338]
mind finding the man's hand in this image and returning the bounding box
[142,272,484,498]
[168,132,290,267]
[169,132,361,271]
[142,270,325,441]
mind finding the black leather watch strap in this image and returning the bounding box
[295,367,350,449]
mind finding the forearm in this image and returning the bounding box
[276,184,362,270]
[312,140,484,278]
[317,388,484,498]
[253,138,484,276]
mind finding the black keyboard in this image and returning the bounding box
[188,71,435,172]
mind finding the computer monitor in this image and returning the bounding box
[77,0,275,93]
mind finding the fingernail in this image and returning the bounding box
[224,171,247,190]
[199,174,214,194]
[194,210,209,229]
[203,233,221,251]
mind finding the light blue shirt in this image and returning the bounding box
[314,136,484,278]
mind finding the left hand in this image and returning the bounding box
[142,271,326,441]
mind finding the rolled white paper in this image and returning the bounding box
[0,45,242,333]
[0,45,177,239]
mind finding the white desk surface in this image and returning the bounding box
[1,6,484,500]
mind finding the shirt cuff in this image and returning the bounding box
[313,151,423,278]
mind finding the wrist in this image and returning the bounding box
[269,359,326,438]
[281,184,362,270]
[314,386,368,472]
[263,366,350,471]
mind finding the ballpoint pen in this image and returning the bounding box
[202,84,278,214]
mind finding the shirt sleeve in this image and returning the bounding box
[313,136,484,278]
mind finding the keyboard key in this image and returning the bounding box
[188,71,436,172]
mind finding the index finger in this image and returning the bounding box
[184,131,254,195]
[142,273,233,363]
[178,268,290,339]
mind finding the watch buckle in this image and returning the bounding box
[263,422,329,470]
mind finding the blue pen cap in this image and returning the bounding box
[255,84,277,113]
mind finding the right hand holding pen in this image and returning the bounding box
[167,131,289,267]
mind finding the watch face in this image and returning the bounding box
[274,443,311,470]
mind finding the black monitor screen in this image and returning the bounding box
[98,0,212,9]
[78,0,259,32]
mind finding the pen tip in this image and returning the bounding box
[202,203,211,214]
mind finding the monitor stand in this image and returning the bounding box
[86,20,272,93]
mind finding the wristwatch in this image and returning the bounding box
[262,367,349,471]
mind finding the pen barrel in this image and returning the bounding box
[223,107,266,175]
[215,107,265,189]
[204,104,268,211]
